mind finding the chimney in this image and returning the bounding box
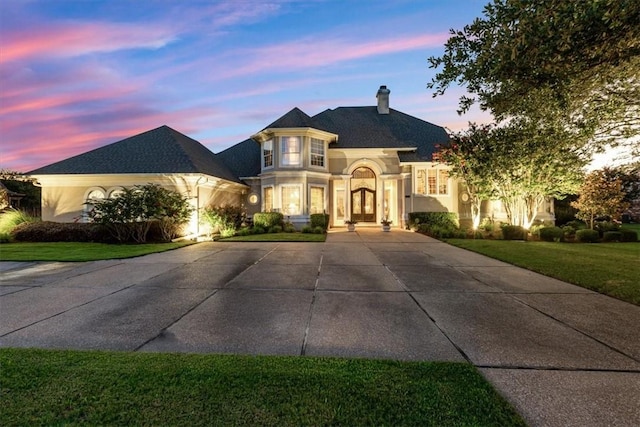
[376,85,390,114]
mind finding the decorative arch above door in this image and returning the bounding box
[351,167,376,222]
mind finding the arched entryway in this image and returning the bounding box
[350,167,376,222]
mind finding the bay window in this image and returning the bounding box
[309,186,324,214]
[310,138,325,167]
[263,139,273,168]
[281,136,301,166]
[281,185,301,215]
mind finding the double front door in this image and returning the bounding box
[351,188,375,222]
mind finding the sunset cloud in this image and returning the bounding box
[0,1,488,172]
[1,22,176,63]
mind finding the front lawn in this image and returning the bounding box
[0,241,193,262]
[447,239,640,305]
[221,232,326,242]
[0,349,525,426]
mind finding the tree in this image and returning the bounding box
[428,0,640,156]
[436,123,497,229]
[571,169,628,229]
[438,120,586,229]
[488,118,586,229]
[0,169,41,214]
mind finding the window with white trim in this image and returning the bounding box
[263,139,273,168]
[263,187,273,212]
[309,186,324,214]
[281,185,301,215]
[310,138,325,167]
[281,136,301,166]
[416,168,449,195]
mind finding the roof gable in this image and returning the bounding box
[313,107,448,160]
[262,107,320,130]
[28,125,241,183]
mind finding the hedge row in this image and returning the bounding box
[253,212,284,229]
[11,221,174,243]
[408,212,459,229]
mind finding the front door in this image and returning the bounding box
[351,188,375,222]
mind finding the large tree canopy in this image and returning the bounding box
[439,120,586,229]
[428,0,640,153]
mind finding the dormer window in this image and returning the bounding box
[263,139,273,168]
[310,138,325,167]
[281,136,301,166]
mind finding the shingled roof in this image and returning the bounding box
[262,107,321,130]
[216,138,261,179]
[28,125,242,183]
[313,107,448,161]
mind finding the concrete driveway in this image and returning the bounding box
[1,230,639,426]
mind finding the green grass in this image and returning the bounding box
[0,241,193,262]
[221,232,326,242]
[447,239,640,305]
[0,348,525,426]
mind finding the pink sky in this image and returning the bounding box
[0,0,492,172]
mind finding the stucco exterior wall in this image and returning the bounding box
[34,174,247,235]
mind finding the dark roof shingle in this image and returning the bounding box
[216,138,261,179]
[262,107,320,130]
[28,125,241,183]
[313,107,448,160]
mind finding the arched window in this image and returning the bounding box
[83,187,106,222]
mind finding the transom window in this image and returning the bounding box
[416,168,449,195]
[310,138,325,167]
[263,139,273,168]
[281,136,301,166]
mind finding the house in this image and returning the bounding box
[28,85,554,233]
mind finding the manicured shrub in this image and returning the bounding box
[418,224,458,239]
[252,226,265,235]
[11,221,112,243]
[283,223,297,233]
[268,225,283,233]
[621,229,638,242]
[500,224,525,240]
[202,205,245,238]
[310,213,330,230]
[562,225,577,238]
[564,220,586,230]
[312,226,324,234]
[539,226,564,242]
[594,221,620,235]
[253,212,284,229]
[576,229,599,243]
[409,212,459,229]
[602,231,623,242]
[301,226,313,234]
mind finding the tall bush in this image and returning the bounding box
[310,213,330,231]
[501,224,525,240]
[87,184,192,243]
[201,205,245,238]
[409,212,459,229]
[253,212,284,229]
